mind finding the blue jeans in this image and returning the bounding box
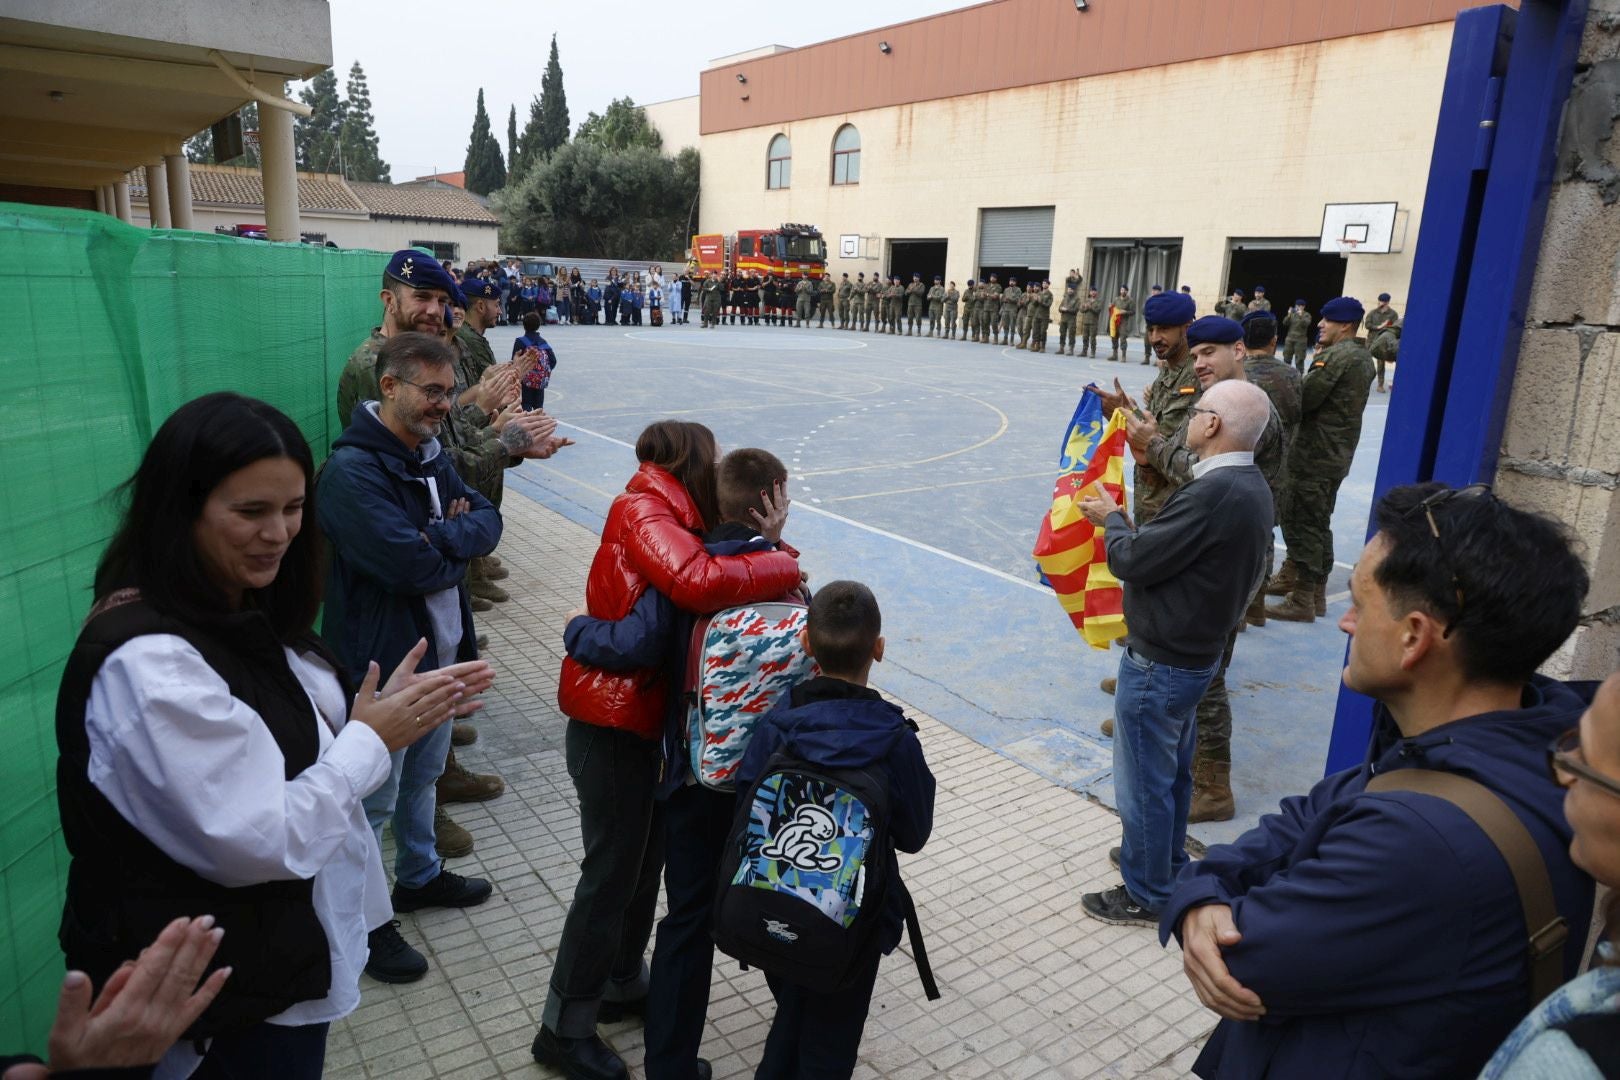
[362,715,451,890]
[1112,646,1219,911]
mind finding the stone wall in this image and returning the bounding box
[1499,0,1620,677]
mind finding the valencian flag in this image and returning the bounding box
[1032,390,1129,649]
[1108,304,1126,338]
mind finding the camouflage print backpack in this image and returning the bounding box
[682,601,818,791]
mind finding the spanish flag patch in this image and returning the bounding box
[1178,386,1196,394]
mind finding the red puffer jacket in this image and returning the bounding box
[558,462,802,738]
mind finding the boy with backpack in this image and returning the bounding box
[562,448,811,1080]
[720,581,936,1080]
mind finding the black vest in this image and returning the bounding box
[55,595,335,1038]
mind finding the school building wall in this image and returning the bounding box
[127,200,500,262]
[696,22,1455,312]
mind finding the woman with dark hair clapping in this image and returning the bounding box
[55,393,493,1078]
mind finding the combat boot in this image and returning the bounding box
[1314,579,1328,617]
[1100,716,1114,738]
[1188,761,1235,823]
[1101,676,1116,695]
[1264,559,1298,597]
[469,576,510,604]
[481,556,510,581]
[1245,592,1268,627]
[437,751,505,803]
[1268,583,1317,623]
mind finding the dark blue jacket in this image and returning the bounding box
[737,676,936,953]
[563,523,784,799]
[317,402,502,683]
[1163,676,1597,1079]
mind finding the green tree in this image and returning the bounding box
[507,104,518,171]
[575,97,662,152]
[496,141,697,259]
[463,88,506,195]
[184,101,262,166]
[538,35,570,156]
[296,68,345,172]
[337,61,391,182]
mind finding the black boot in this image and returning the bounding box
[531,1028,627,1080]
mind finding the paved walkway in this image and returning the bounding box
[327,489,1215,1079]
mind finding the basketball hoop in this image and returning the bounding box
[1335,238,1361,259]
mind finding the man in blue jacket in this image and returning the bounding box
[1164,483,1597,1078]
[319,331,503,984]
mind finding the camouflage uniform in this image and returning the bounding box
[999,283,1020,344]
[817,276,836,327]
[905,278,926,335]
[1078,293,1102,356]
[926,282,946,337]
[1133,353,1201,524]
[1109,292,1135,360]
[1281,308,1313,371]
[1140,292,1163,364]
[455,322,497,385]
[943,284,960,338]
[836,276,854,329]
[1216,297,1245,322]
[863,277,881,331]
[1015,285,1034,349]
[1057,286,1080,355]
[1246,295,1273,313]
[1370,320,1401,391]
[1276,338,1377,590]
[700,275,723,326]
[885,279,904,333]
[337,328,386,428]
[794,277,814,325]
[1364,305,1400,390]
[1030,284,1053,353]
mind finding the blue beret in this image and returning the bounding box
[1241,309,1276,327]
[1378,292,1391,301]
[449,281,468,309]
[1151,284,1163,291]
[934,275,942,281]
[912,272,921,278]
[1295,298,1307,306]
[1187,316,1243,346]
[1254,285,1266,292]
[461,276,501,301]
[385,249,457,296]
[1143,291,1196,326]
[1321,296,1365,323]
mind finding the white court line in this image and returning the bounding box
[554,419,1051,595]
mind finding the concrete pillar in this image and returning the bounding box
[114,180,132,223]
[257,86,300,242]
[1499,0,1620,678]
[165,153,194,231]
[93,185,106,214]
[145,162,171,228]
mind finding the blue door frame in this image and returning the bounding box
[1324,0,1590,773]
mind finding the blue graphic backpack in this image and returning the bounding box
[712,744,940,998]
[682,601,818,791]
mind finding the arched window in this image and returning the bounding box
[767,134,792,190]
[831,125,861,186]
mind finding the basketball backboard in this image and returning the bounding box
[1319,202,1407,254]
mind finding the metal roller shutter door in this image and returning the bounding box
[978,206,1055,267]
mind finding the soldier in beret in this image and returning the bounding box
[1268,297,1376,622]
[1282,298,1313,372]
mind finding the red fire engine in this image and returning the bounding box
[690,223,827,280]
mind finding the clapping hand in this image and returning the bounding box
[1078,485,1123,527]
[1085,377,1136,420]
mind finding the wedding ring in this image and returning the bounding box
[414,715,423,728]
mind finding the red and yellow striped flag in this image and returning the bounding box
[1032,393,1129,649]
[1108,304,1125,338]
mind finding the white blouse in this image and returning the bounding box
[84,635,393,1072]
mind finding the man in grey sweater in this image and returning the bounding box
[1077,380,1275,926]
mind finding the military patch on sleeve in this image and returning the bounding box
[1312,361,1327,369]
[1178,386,1196,394]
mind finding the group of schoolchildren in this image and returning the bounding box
[535,424,936,1080]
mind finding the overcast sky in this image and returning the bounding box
[314,0,960,180]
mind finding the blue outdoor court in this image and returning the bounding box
[493,320,1391,844]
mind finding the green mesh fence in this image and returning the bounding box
[0,204,387,1053]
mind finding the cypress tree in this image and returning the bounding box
[538,35,570,157]
[296,68,345,173]
[337,60,391,182]
[463,88,507,195]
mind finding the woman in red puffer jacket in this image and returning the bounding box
[535,421,801,1076]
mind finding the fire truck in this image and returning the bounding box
[689,223,827,280]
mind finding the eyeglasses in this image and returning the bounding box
[1548,728,1620,800]
[396,377,455,404]
[1399,483,1494,638]
[1189,406,1220,419]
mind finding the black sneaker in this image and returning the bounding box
[1081,884,1158,928]
[365,920,428,983]
[392,867,493,912]
[1109,846,1121,870]
[595,995,648,1024]
[531,1027,627,1080]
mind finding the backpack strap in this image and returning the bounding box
[1366,768,1567,1006]
[895,871,941,1001]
